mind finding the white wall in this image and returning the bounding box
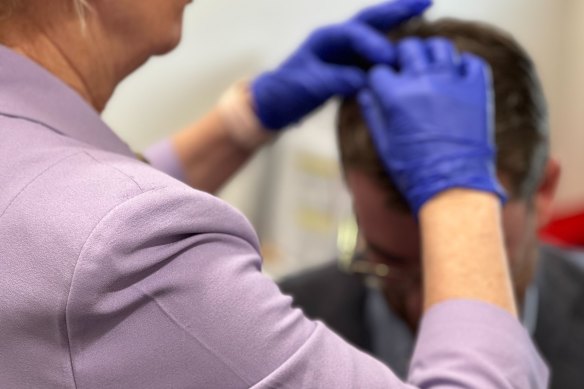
[103,0,582,276]
[554,0,584,208]
[104,0,383,149]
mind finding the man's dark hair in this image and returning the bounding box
[337,18,549,210]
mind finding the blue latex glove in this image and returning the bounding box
[358,37,506,215]
[251,0,431,130]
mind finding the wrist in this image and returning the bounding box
[419,189,517,316]
[217,80,275,150]
[419,189,501,221]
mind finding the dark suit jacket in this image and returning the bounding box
[279,246,584,389]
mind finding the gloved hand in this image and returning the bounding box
[251,0,431,130]
[358,37,506,215]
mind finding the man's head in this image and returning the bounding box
[337,18,561,327]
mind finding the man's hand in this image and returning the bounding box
[251,0,431,130]
[358,37,506,215]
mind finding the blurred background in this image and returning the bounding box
[103,0,584,278]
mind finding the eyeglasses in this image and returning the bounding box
[336,213,384,287]
[336,213,420,289]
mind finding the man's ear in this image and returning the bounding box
[535,158,561,228]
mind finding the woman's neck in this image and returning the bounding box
[1,10,117,112]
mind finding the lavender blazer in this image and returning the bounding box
[0,46,547,388]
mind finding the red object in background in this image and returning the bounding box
[539,206,584,247]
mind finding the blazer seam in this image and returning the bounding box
[81,150,145,192]
[0,152,83,220]
[130,282,252,387]
[248,322,321,389]
[64,187,161,388]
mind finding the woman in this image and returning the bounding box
[0,0,547,387]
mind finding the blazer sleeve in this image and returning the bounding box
[65,184,548,388]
